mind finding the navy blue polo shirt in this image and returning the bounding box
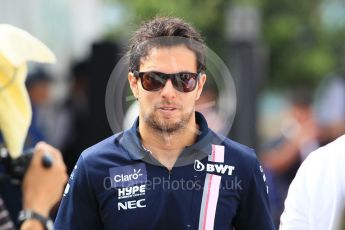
[55,112,274,229]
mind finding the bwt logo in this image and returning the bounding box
[114,169,143,182]
[194,160,235,175]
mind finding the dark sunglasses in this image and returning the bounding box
[133,71,200,92]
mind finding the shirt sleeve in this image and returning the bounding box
[54,156,101,230]
[234,159,275,229]
[279,158,310,230]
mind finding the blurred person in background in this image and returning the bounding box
[195,85,225,134]
[0,24,67,229]
[260,88,321,227]
[56,41,121,174]
[315,73,345,143]
[278,75,345,230]
[25,69,52,148]
[86,40,121,144]
[60,60,91,174]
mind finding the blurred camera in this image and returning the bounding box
[0,147,34,184]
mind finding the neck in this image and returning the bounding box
[139,115,199,169]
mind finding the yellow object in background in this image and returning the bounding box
[0,24,56,158]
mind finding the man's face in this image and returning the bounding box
[128,45,206,134]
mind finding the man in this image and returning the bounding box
[55,17,274,229]
[260,90,320,227]
[0,24,68,230]
[280,134,345,230]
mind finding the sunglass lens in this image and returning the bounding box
[175,73,197,92]
[142,72,165,91]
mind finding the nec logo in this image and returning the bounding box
[194,160,235,175]
[118,199,146,210]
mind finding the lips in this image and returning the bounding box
[156,104,179,116]
[156,103,179,110]
[159,107,176,111]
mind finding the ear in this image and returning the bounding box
[128,72,139,99]
[195,73,207,100]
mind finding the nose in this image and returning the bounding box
[160,79,177,99]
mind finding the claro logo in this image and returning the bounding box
[109,163,147,188]
[114,169,143,182]
[194,160,235,175]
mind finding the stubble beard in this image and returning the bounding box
[144,107,194,134]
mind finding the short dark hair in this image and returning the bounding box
[289,87,314,107]
[128,17,206,72]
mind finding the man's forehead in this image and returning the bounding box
[139,45,197,72]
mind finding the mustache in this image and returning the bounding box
[154,101,182,109]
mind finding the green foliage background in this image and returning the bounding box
[108,0,345,89]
